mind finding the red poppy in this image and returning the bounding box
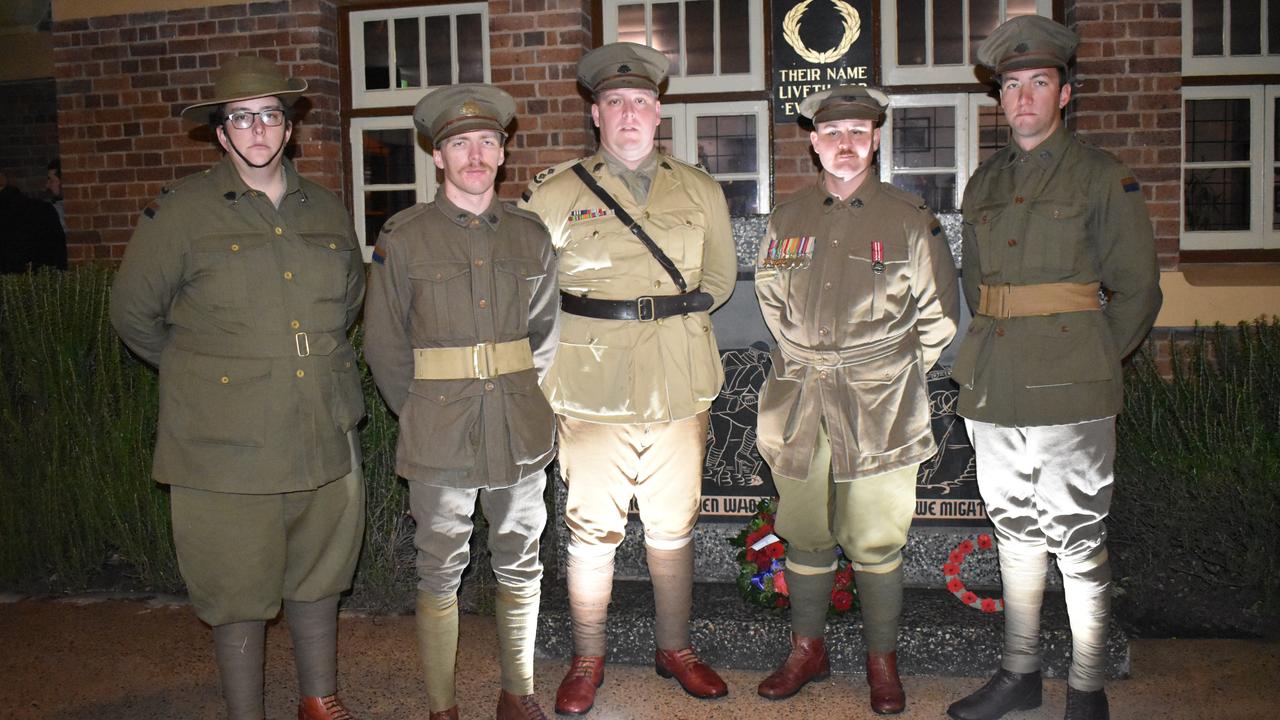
[764,542,785,559]
[775,596,789,608]
[835,567,854,588]
[977,534,993,550]
[947,578,964,593]
[961,591,978,605]
[754,554,773,571]
[774,570,789,596]
[959,539,974,554]
[949,550,965,565]
[831,590,854,612]
[745,548,758,563]
[980,598,997,613]
[942,563,961,576]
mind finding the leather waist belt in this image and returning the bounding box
[559,289,713,321]
[977,282,1102,319]
[173,330,345,358]
[414,338,533,380]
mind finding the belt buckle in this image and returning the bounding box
[636,296,656,322]
[295,332,311,357]
[997,284,1013,319]
[473,342,494,379]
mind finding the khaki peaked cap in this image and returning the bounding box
[180,56,307,123]
[977,15,1079,75]
[798,85,890,124]
[578,42,670,95]
[414,84,516,146]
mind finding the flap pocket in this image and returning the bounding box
[495,257,546,281]
[847,347,915,385]
[169,353,271,447]
[192,233,270,254]
[408,261,471,282]
[1023,316,1114,387]
[300,231,357,252]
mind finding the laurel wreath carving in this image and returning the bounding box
[782,0,861,64]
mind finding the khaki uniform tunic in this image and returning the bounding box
[110,156,366,494]
[519,150,737,423]
[952,128,1162,427]
[755,175,960,481]
[362,193,559,490]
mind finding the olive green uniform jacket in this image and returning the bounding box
[755,174,960,481]
[519,150,736,424]
[110,156,366,494]
[362,193,559,490]
[952,128,1162,427]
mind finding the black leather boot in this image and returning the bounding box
[1065,686,1109,720]
[947,668,1042,720]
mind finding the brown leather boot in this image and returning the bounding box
[866,651,906,715]
[297,695,356,720]
[757,634,830,700]
[497,689,549,720]
[655,648,728,699]
[554,655,604,715]
[427,707,458,720]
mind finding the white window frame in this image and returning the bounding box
[349,115,438,260]
[1181,84,1280,251]
[602,0,766,93]
[880,0,1053,86]
[1182,0,1278,76]
[878,93,999,211]
[660,100,772,213]
[348,3,490,109]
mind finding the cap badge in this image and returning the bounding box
[617,63,632,74]
[459,100,482,117]
[1014,42,1029,53]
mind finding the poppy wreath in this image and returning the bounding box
[943,533,1004,613]
[727,498,858,615]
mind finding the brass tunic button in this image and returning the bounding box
[290,320,300,329]
[824,282,832,289]
[478,298,488,309]
[274,227,283,236]
[653,280,661,288]
[474,259,485,267]
[469,219,480,227]
[1014,196,1024,204]
[230,243,240,252]
[996,327,1006,337]
[702,326,710,333]
[345,361,352,368]
[283,271,293,280]
[329,242,337,250]
[220,376,230,384]
[1008,238,1018,247]
[296,369,305,378]
[831,240,839,246]
[484,381,495,391]
[438,395,446,402]
[819,327,829,336]
[819,370,829,380]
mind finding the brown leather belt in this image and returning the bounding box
[413,339,533,380]
[559,288,713,321]
[977,282,1102,319]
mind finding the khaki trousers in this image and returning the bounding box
[557,411,709,548]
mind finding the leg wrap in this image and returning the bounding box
[415,591,459,712]
[495,582,541,696]
[1058,548,1112,692]
[853,565,904,653]
[646,538,693,651]
[284,595,340,698]
[997,540,1050,674]
[565,542,615,657]
[212,620,266,720]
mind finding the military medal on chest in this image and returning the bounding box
[761,234,815,269]
[871,240,885,274]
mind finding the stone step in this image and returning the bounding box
[535,580,1129,680]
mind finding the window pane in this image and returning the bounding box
[720,0,751,73]
[651,3,681,74]
[1184,168,1250,230]
[933,1,963,64]
[364,19,390,90]
[1273,168,1279,230]
[365,190,417,246]
[1231,0,1262,54]
[719,179,759,215]
[1005,0,1038,17]
[1192,0,1225,55]
[897,0,926,66]
[686,1,714,75]
[395,18,420,89]
[1185,99,1251,162]
[696,114,758,173]
[892,173,956,213]
[363,129,416,185]
[656,116,674,155]
[425,16,452,86]
[978,104,1010,162]
[892,107,956,169]
[457,13,484,83]
[618,4,647,45]
[969,0,1001,65]
[1271,0,1280,53]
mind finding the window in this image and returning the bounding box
[657,101,771,214]
[879,93,1009,212]
[603,0,765,93]
[348,3,489,109]
[1183,0,1280,75]
[880,0,1052,86]
[1181,85,1280,250]
[349,116,438,260]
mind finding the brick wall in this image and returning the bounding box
[1068,0,1183,270]
[0,79,60,198]
[51,0,344,264]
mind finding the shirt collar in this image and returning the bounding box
[817,170,882,211]
[434,189,502,229]
[212,155,302,201]
[1001,125,1070,170]
[600,148,659,180]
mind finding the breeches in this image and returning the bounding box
[170,432,365,626]
[772,422,917,573]
[556,412,709,548]
[409,469,548,596]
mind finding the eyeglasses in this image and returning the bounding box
[224,108,287,130]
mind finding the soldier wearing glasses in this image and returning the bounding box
[111,56,366,720]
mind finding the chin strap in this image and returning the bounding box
[223,129,286,169]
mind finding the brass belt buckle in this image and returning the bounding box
[295,332,311,357]
[473,342,494,379]
[636,296,656,322]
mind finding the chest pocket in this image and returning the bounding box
[961,203,1007,277]
[408,261,473,341]
[493,257,546,337]
[189,233,271,309]
[644,204,705,276]
[846,238,908,322]
[1024,199,1087,275]
[298,231,356,303]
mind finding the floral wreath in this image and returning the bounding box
[727,498,858,615]
[942,534,1003,613]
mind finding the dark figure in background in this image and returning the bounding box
[0,169,66,274]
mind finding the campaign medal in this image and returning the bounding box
[761,234,815,269]
[871,241,885,274]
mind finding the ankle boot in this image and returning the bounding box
[866,651,905,715]
[554,655,604,715]
[496,689,549,720]
[947,668,1042,720]
[1065,687,1109,720]
[757,634,830,700]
